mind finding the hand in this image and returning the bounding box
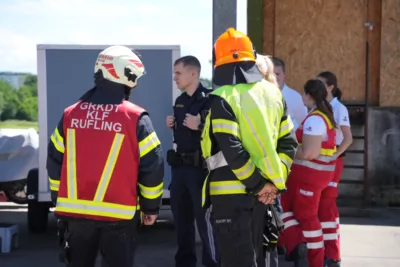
[166,115,175,129]
[258,192,277,205]
[257,182,278,196]
[142,214,157,225]
[183,113,201,130]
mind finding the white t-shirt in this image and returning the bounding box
[303,115,329,141]
[281,84,308,130]
[330,97,351,145]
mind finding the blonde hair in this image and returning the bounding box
[256,54,278,87]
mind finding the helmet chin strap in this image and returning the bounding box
[124,86,133,100]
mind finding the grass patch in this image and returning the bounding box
[0,120,38,130]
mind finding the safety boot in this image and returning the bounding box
[288,243,308,267]
[277,247,286,255]
[324,258,341,267]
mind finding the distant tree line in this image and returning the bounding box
[0,75,38,121]
[0,74,211,122]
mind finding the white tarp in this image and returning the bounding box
[0,128,39,183]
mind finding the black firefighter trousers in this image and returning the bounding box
[211,194,267,267]
[64,215,140,267]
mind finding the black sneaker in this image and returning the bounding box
[288,243,308,267]
[277,247,286,255]
[324,258,341,267]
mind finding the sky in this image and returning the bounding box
[0,0,247,79]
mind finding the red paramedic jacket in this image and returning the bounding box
[294,109,337,173]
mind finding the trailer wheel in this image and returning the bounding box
[28,201,49,233]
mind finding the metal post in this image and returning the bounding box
[212,0,237,83]
[212,0,237,44]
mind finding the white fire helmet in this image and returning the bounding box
[94,45,145,88]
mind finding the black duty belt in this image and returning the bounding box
[167,149,204,167]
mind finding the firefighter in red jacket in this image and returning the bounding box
[280,79,337,267]
[47,45,164,267]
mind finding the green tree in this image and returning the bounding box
[0,75,38,122]
[15,96,38,121]
[24,75,38,88]
[0,80,20,120]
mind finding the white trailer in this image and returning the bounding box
[27,44,181,233]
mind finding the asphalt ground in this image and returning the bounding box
[0,203,399,267]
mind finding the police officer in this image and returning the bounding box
[200,28,298,267]
[47,45,164,267]
[166,55,218,267]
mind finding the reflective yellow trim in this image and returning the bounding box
[320,147,337,156]
[138,182,164,199]
[312,110,334,129]
[279,152,293,169]
[298,143,336,157]
[278,152,293,180]
[209,180,246,195]
[49,177,60,191]
[212,119,240,137]
[50,127,65,153]
[94,133,125,202]
[137,196,141,211]
[232,159,256,180]
[201,111,212,158]
[66,129,78,199]
[56,197,136,220]
[278,118,294,139]
[139,132,161,158]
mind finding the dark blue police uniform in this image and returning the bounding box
[168,83,218,267]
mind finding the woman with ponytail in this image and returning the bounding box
[255,54,279,87]
[279,79,337,267]
[317,71,352,267]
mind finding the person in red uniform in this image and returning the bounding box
[317,71,352,267]
[47,45,164,267]
[280,79,337,267]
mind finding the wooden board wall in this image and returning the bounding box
[379,0,400,106]
[366,0,382,106]
[275,0,367,102]
[261,0,385,104]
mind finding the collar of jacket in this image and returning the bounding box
[212,61,263,88]
[81,79,127,104]
[190,83,212,100]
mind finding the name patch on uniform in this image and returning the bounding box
[70,103,122,133]
[175,104,184,108]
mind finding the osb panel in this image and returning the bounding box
[263,0,275,55]
[379,0,400,106]
[274,0,367,103]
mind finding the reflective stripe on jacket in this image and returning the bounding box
[54,100,159,221]
[200,81,298,205]
[294,110,337,172]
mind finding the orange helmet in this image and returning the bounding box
[213,28,256,68]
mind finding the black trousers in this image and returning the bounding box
[64,215,139,267]
[211,194,267,267]
[170,166,218,267]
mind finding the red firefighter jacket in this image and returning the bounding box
[48,99,164,222]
